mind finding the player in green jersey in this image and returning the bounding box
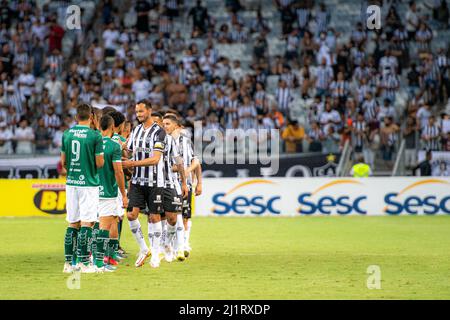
[110,111,129,257]
[95,115,128,272]
[62,104,104,274]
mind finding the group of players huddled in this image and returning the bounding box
[62,100,202,273]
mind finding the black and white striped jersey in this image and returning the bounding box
[173,133,195,186]
[163,134,181,194]
[127,122,166,187]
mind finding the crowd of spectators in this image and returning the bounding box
[0,0,449,172]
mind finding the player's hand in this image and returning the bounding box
[181,183,189,199]
[122,160,133,168]
[122,195,129,209]
[195,183,202,196]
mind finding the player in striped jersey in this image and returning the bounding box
[153,112,189,263]
[163,112,202,257]
[123,100,187,268]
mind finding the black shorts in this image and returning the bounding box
[182,186,193,219]
[128,184,164,214]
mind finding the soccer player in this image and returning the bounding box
[163,114,201,257]
[62,104,104,273]
[150,112,169,262]
[122,100,167,268]
[110,111,129,257]
[123,100,188,268]
[95,114,128,272]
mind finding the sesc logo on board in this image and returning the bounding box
[32,184,66,215]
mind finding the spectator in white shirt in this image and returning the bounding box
[14,118,34,154]
[132,70,152,102]
[0,122,13,154]
[102,22,120,57]
[44,73,64,114]
[416,103,432,129]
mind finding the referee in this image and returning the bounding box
[122,99,168,268]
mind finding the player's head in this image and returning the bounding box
[100,114,114,136]
[89,107,102,130]
[110,111,126,134]
[102,106,117,116]
[163,114,180,134]
[76,103,92,124]
[135,99,152,123]
[164,110,182,129]
[122,120,132,138]
[151,112,163,126]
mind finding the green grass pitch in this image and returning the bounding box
[0,216,449,299]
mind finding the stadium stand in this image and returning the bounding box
[0,0,449,176]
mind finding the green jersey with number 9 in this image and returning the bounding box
[62,125,104,187]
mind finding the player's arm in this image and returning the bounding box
[96,154,105,168]
[194,159,203,196]
[113,161,128,208]
[60,133,67,172]
[186,157,200,174]
[175,155,189,199]
[60,152,66,169]
[123,151,162,168]
[95,132,105,168]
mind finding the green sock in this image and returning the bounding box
[64,227,78,263]
[108,238,119,260]
[118,219,123,242]
[86,226,93,258]
[91,222,100,264]
[95,229,109,268]
[77,226,91,265]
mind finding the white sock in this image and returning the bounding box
[152,221,162,258]
[147,222,154,251]
[129,219,149,253]
[185,220,192,247]
[167,223,176,250]
[176,214,185,251]
[161,220,167,247]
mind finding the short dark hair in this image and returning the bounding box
[110,111,125,128]
[76,103,92,121]
[137,99,152,109]
[100,115,114,131]
[151,112,163,119]
[163,114,180,125]
[102,106,117,116]
[164,108,181,118]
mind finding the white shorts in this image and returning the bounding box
[66,186,99,223]
[116,190,125,217]
[99,198,119,217]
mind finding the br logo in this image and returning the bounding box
[366,5,381,30]
[66,5,81,30]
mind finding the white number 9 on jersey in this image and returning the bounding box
[72,140,81,162]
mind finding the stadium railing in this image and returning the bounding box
[336,139,351,177]
[392,139,406,176]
